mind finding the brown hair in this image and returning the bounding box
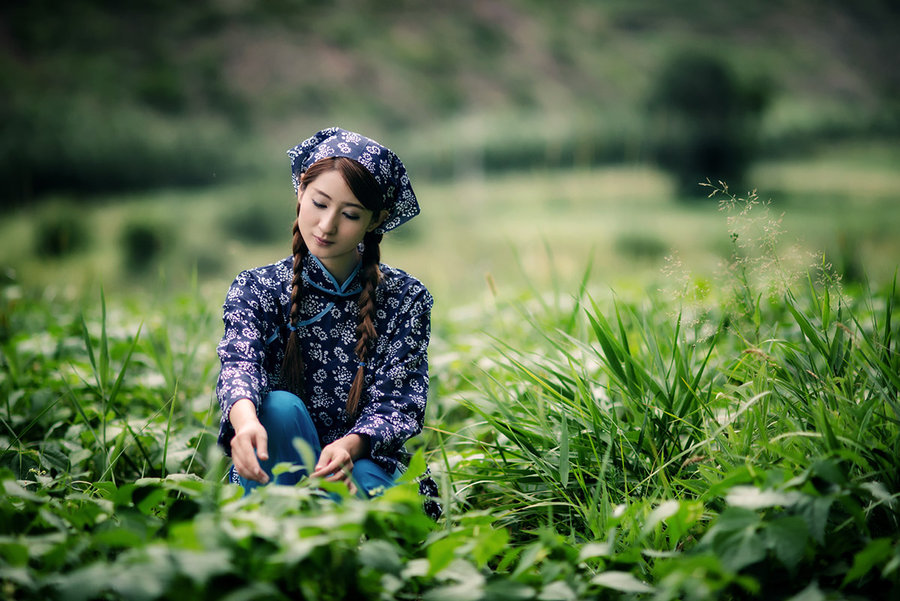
[279,157,385,419]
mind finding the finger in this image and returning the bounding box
[252,460,269,484]
[313,450,335,475]
[312,454,341,478]
[312,461,337,479]
[235,446,268,484]
[324,464,353,482]
[256,430,269,462]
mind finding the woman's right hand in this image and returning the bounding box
[229,398,270,484]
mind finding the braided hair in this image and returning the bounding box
[279,157,384,419]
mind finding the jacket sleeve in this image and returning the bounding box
[348,285,433,462]
[215,270,279,453]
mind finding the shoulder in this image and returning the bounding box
[225,257,292,304]
[229,257,291,289]
[378,263,433,313]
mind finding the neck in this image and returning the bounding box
[310,253,361,287]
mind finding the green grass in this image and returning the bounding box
[2,139,899,320]
[1,151,899,599]
[3,239,898,598]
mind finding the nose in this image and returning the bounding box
[320,209,338,233]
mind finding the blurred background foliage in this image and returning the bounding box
[0,0,898,307]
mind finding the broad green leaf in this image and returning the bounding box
[664,500,704,548]
[401,558,430,579]
[643,499,680,536]
[52,562,111,601]
[397,448,427,483]
[271,461,305,476]
[512,542,548,579]
[2,480,45,503]
[471,527,509,568]
[91,527,145,549]
[423,582,484,601]
[292,437,317,474]
[359,539,403,575]
[483,580,535,601]
[716,524,766,572]
[427,535,461,577]
[798,496,833,545]
[276,534,331,564]
[0,566,33,588]
[765,516,808,570]
[537,580,577,601]
[842,538,894,585]
[725,486,801,510]
[785,581,825,601]
[0,541,29,566]
[578,542,612,561]
[591,570,653,593]
[170,549,232,586]
[703,508,765,572]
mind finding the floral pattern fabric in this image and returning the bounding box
[286,127,420,234]
[216,254,440,517]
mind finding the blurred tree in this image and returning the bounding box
[647,50,770,199]
[0,0,246,206]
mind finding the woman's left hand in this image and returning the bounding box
[312,434,368,495]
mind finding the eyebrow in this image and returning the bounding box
[309,185,365,210]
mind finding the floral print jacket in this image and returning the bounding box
[215,254,439,513]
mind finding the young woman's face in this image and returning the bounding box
[297,168,384,281]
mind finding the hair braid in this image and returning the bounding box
[346,230,382,418]
[279,204,309,396]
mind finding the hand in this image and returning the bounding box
[229,399,269,484]
[312,434,368,495]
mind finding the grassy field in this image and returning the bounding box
[3,2,898,597]
[2,140,898,317]
[1,138,899,599]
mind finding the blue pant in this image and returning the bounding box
[235,390,397,498]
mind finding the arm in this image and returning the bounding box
[229,398,270,484]
[311,433,370,494]
[347,285,433,464]
[215,269,280,456]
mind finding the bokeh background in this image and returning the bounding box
[2,0,898,315]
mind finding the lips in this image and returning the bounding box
[313,236,333,247]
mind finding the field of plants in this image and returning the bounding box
[2,179,898,600]
[2,1,899,598]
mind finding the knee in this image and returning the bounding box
[259,390,306,427]
[259,391,308,432]
[352,459,396,497]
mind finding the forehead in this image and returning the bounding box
[303,169,364,207]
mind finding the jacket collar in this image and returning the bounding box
[301,253,362,299]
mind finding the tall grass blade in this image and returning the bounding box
[162,386,177,478]
[559,411,569,489]
[99,287,109,394]
[107,323,143,409]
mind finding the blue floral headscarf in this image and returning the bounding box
[287,127,420,234]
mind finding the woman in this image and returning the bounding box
[215,127,439,517]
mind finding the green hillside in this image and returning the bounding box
[2,0,898,200]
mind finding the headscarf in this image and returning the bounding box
[287,127,420,233]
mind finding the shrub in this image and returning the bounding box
[647,50,770,198]
[220,200,292,246]
[34,210,90,257]
[121,221,167,273]
[614,231,669,261]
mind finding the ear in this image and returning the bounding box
[367,209,389,232]
[295,187,304,214]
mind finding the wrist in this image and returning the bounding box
[229,398,259,430]
[338,433,370,461]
